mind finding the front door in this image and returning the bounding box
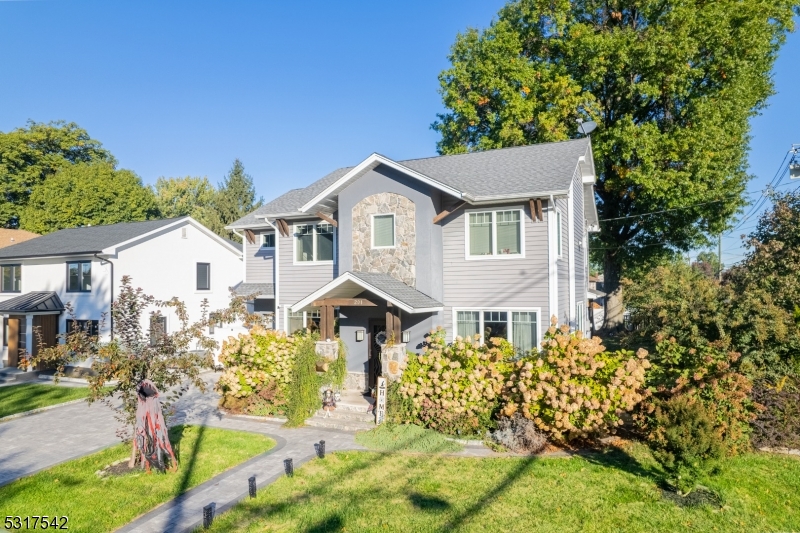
[368,320,386,389]
[32,315,59,370]
[7,317,19,368]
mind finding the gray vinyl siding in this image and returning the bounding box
[277,218,337,310]
[245,230,275,284]
[441,198,550,340]
[556,197,570,326]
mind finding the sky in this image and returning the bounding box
[1,1,798,263]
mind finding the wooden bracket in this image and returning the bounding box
[275,219,290,237]
[315,211,338,227]
[529,199,544,222]
[244,229,256,244]
[433,200,467,224]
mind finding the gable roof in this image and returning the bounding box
[0,292,65,313]
[229,138,593,228]
[0,229,40,249]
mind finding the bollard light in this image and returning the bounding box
[318,440,326,459]
[248,475,257,498]
[284,458,294,477]
[203,502,216,529]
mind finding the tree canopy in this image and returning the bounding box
[0,121,114,228]
[153,175,225,235]
[21,162,158,234]
[214,159,263,242]
[433,0,798,324]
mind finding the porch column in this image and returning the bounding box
[385,302,401,342]
[24,316,33,372]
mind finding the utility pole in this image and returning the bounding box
[718,234,722,281]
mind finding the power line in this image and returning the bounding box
[599,198,731,223]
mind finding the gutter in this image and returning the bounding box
[94,253,113,339]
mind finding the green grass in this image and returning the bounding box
[0,425,274,532]
[202,443,800,533]
[0,383,95,418]
[355,423,463,454]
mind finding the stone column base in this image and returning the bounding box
[381,343,408,382]
[344,372,368,392]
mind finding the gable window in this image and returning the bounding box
[556,209,563,258]
[262,233,275,248]
[453,308,539,357]
[67,261,92,292]
[1,265,21,293]
[294,223,334,263]
[196,263,211,290]
[466,208,524,259]
[372,214,395,248]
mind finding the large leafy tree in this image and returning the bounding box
[214,159,263,242]
[433,0,798,327]
[0,121,114,228]
[153,175,225,236]
[21,162,158,234]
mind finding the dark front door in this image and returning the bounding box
[32,315,59,370]
[368,320,386,389]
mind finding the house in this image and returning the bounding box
[0,228,39,249]
[228,138,599,391]
[0,217,243,369]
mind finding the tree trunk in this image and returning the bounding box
[602,251,625,333]
[128,431,137,468]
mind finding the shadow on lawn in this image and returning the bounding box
[577,446,661,482]
[163,419,208,528]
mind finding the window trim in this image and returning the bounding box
[463,206,526,260]
[556,208,563,259]
[66,260,92,293]
[292,222,336,265]
[452,306,541,352]
[286,308,322,335]
[371,213,396,249]
[261,233,275,249]
[196,262,211,291]
[0,264,22,293]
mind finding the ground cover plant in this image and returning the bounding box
[354,423,463,454]
[200,444,800,533]
[0,425,274,533]
[0,383,94,419]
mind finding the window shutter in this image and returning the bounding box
[373,215,394,247]
[496,211,521,254]
[469,213,492,255]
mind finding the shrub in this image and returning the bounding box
[751,375,800,450]
[649,395,726,495]
[397,327,512,436]
[492,413,547,454]
[503,321,650,440]
[286,333,321,426]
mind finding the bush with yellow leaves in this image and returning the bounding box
[502,318,650,440]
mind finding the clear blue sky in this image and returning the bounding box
[1,1,798,262]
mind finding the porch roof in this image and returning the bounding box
[290,271,443,314]
[0,292,65,313]
[232,282,275,298]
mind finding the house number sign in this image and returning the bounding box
[375,377,387,424]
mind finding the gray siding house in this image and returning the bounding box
[228,138,599,391]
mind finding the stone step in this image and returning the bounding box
[313,409,375,423]
[305,416,375,432]
[0,369,40,384]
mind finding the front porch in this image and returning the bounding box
[0,292,64,370]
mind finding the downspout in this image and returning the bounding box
[94,253,113,339]
[548,194,558,326]
[261,218,281,331]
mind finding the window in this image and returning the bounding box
[287,308,322,334]
[466,209,523,258]
[556,209,563,258]
[453,308,539,357]
[208,313,221,334]
[372,214,395,248]
[1,265,21,293]
[253,299,275,313]
[575,301,586,333]
[150,315,167,346]
[196,263,211,290]
[66,319,99,337]
[66,261,92,292]
[294,223,334,262]
[262,233,275,248]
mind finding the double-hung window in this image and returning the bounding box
[1,265,21,293]
[196,263,211,290]
[262,233,275,248]
[67,261,92,292]
[372,214,395,248]
[466,208,523,258]
[294,223,334,262]
[455,308,539,357]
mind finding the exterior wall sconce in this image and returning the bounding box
[355,329,365,342]
[402,330,410,343]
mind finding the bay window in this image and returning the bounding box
[466,208,523,258]
[295,223,334,262]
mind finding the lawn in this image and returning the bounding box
[0,425,274,532]
[203,443,800,533]
[0,383,95,419]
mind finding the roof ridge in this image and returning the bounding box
[397,137,589,164]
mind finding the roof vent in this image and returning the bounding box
[181,227,188,239]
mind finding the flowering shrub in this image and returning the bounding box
[397,327,512,435]
[503,320,650,440]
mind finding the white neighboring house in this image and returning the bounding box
[0,217,245,370]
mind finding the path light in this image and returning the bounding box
[314,440,326,459]
[203,503,216,529]
[248,475,257,498]
[284,458,294,477]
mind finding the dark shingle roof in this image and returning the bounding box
[229,138,591,227]
[0,218,186,260]
[232,282,274,298]
[348,272,442,310]
[0,292,65,313]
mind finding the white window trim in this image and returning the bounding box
[451,307,542,350]
[286,308,321,334]
[292,222,336,265]
[261,232,276,249]
[463,206,526,261]
[371,213,396,249]
[556,208,564,259]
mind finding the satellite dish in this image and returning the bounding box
[577,120,597,136]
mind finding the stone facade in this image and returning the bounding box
[352,192,416,287]
[344,371,368,392]
[381,343,408,382]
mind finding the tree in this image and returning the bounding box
[433,0,798,328]
[214,159,263,242]
[153,176,225,236]
[0,120,114,228]
[692,251,722,279]
[20,162,158,234]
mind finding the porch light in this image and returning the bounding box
[355,329,365,342]
[402,330,410,343]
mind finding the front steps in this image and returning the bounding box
[0,368,40,385]
[305,391,376,432]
